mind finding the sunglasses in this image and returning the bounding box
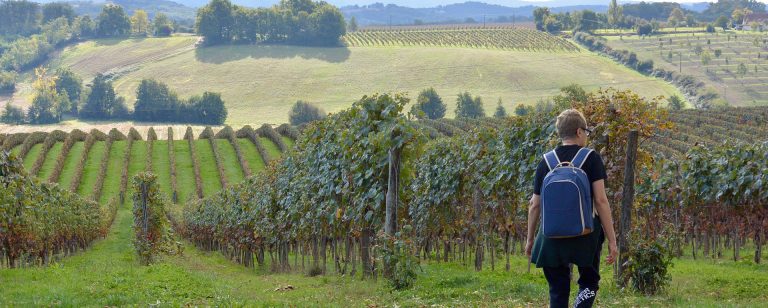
[581,127,593,136]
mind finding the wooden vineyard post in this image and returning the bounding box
[617,130,639,288]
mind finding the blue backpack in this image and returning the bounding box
[541,147,595,238]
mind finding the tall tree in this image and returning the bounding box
[189,92,227,125]
[42,2,74,24]
[54,68,82,113]
[668,8,685,27]
[196,0,234,44]
[607,0,623,28]
[153,13,173,36]
[455,92,485,119]
[533,7,551,31]
[411,88,446,120]
[134,79,181,122]
[81,73,120,119]
[27,67,68,124]
[348,15,358,32]
[0,0,40,36]
[97,4,131,37]
[131,9,150,36]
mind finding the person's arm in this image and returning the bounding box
[592,179,618,265]
[525,194,541,258]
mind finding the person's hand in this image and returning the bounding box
[525,239,534,258]
[606,242,618,265]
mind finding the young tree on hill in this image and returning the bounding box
[493,99,507,118]
[411,88,446,120]
[1,103,25,124]
[533,7,551,31]
[131,9,150,36]
[455,92,485,119]
[42,2,75,24]
[196,0,234,44]
[668,95,684,110]
[607,0,623,29]
[81,73,122,119]
[97,4,131,37]
[27,68,69,124]
[289,100,325,125]
[188,92,227,125]
[54,68,82,114]
[153,13,174,37]
[348,16,358,32]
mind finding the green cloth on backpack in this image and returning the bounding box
[531,215,605,268]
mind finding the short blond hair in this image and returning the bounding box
[556,109,587,139]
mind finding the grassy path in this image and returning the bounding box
[77,142,107,198]
[237,138,266,173]
[281,136,294,149]
[37,142,63,180]
[99,141,126,204]
[57,142,85,189]
[173,141,196,205]
[259,137,281,160]
[152,140,173,199]
[214,139,245,184]
[194,140,222,197]
[21,143,43,172]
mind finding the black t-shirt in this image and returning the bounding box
[533,144,607,195]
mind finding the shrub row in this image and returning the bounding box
[573,32,716,108]
[185,127,204,199]
[276,123,300,141]
[92,129,125,201]
[201,127,228,189]
[47,129,87,183]
[256,124,288,153]
[30,130,67,176]
[168,128,179,203]
[217,126,251,177]
[17,132,48,159]
[146,127,157,172]
[1,133,28,151]
[237,125,271,164]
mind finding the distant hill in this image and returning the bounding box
[342,2,608,26]
[33,0,197,22]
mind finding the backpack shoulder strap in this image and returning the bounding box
[543,150,560,172]
[572,148,594,169]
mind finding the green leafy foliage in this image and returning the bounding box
[131,172,178,265]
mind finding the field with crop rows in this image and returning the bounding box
[0,125,294,205]
[344,26,579,51]
[605,31,768,106]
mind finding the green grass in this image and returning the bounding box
[281,136,294,149]
[193,140,222,197]
[173,141,196,205]
[77,142,107,198]
[21,143,42,172]
[37,142,63,180]
[99,141,126,204]
[127,141,147,196]
[31,36,683,125]
[10,145,22,157]
[213,139,245,184]
[152,140,173,199]
[259,137,281,161]
[236,138,266,173]
[57,142,85,189]
[1,201,766,306]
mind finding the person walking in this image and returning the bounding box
[525,109,619,308]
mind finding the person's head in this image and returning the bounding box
[556,109,590,147]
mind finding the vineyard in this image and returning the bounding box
[344,26,580,52]
[605,31,768,106]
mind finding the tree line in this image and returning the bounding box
[195,0,346,46]
[533,0,766,35]
[1,69,226,125]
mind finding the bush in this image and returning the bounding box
[455,92,485,119]
[411,88,446,120]
[1,103,24,124]
[0,70,16,93]
[289,100,325,125]
[706,24,715,33]
[625,239,674,295]
[378,225,420,290]
[637,23,653,36]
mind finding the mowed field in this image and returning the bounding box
[31,34,683,125]
[605,31,768,107]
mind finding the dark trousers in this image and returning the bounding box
[542,246,602,308]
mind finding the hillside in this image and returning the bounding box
[30,32,682,125]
